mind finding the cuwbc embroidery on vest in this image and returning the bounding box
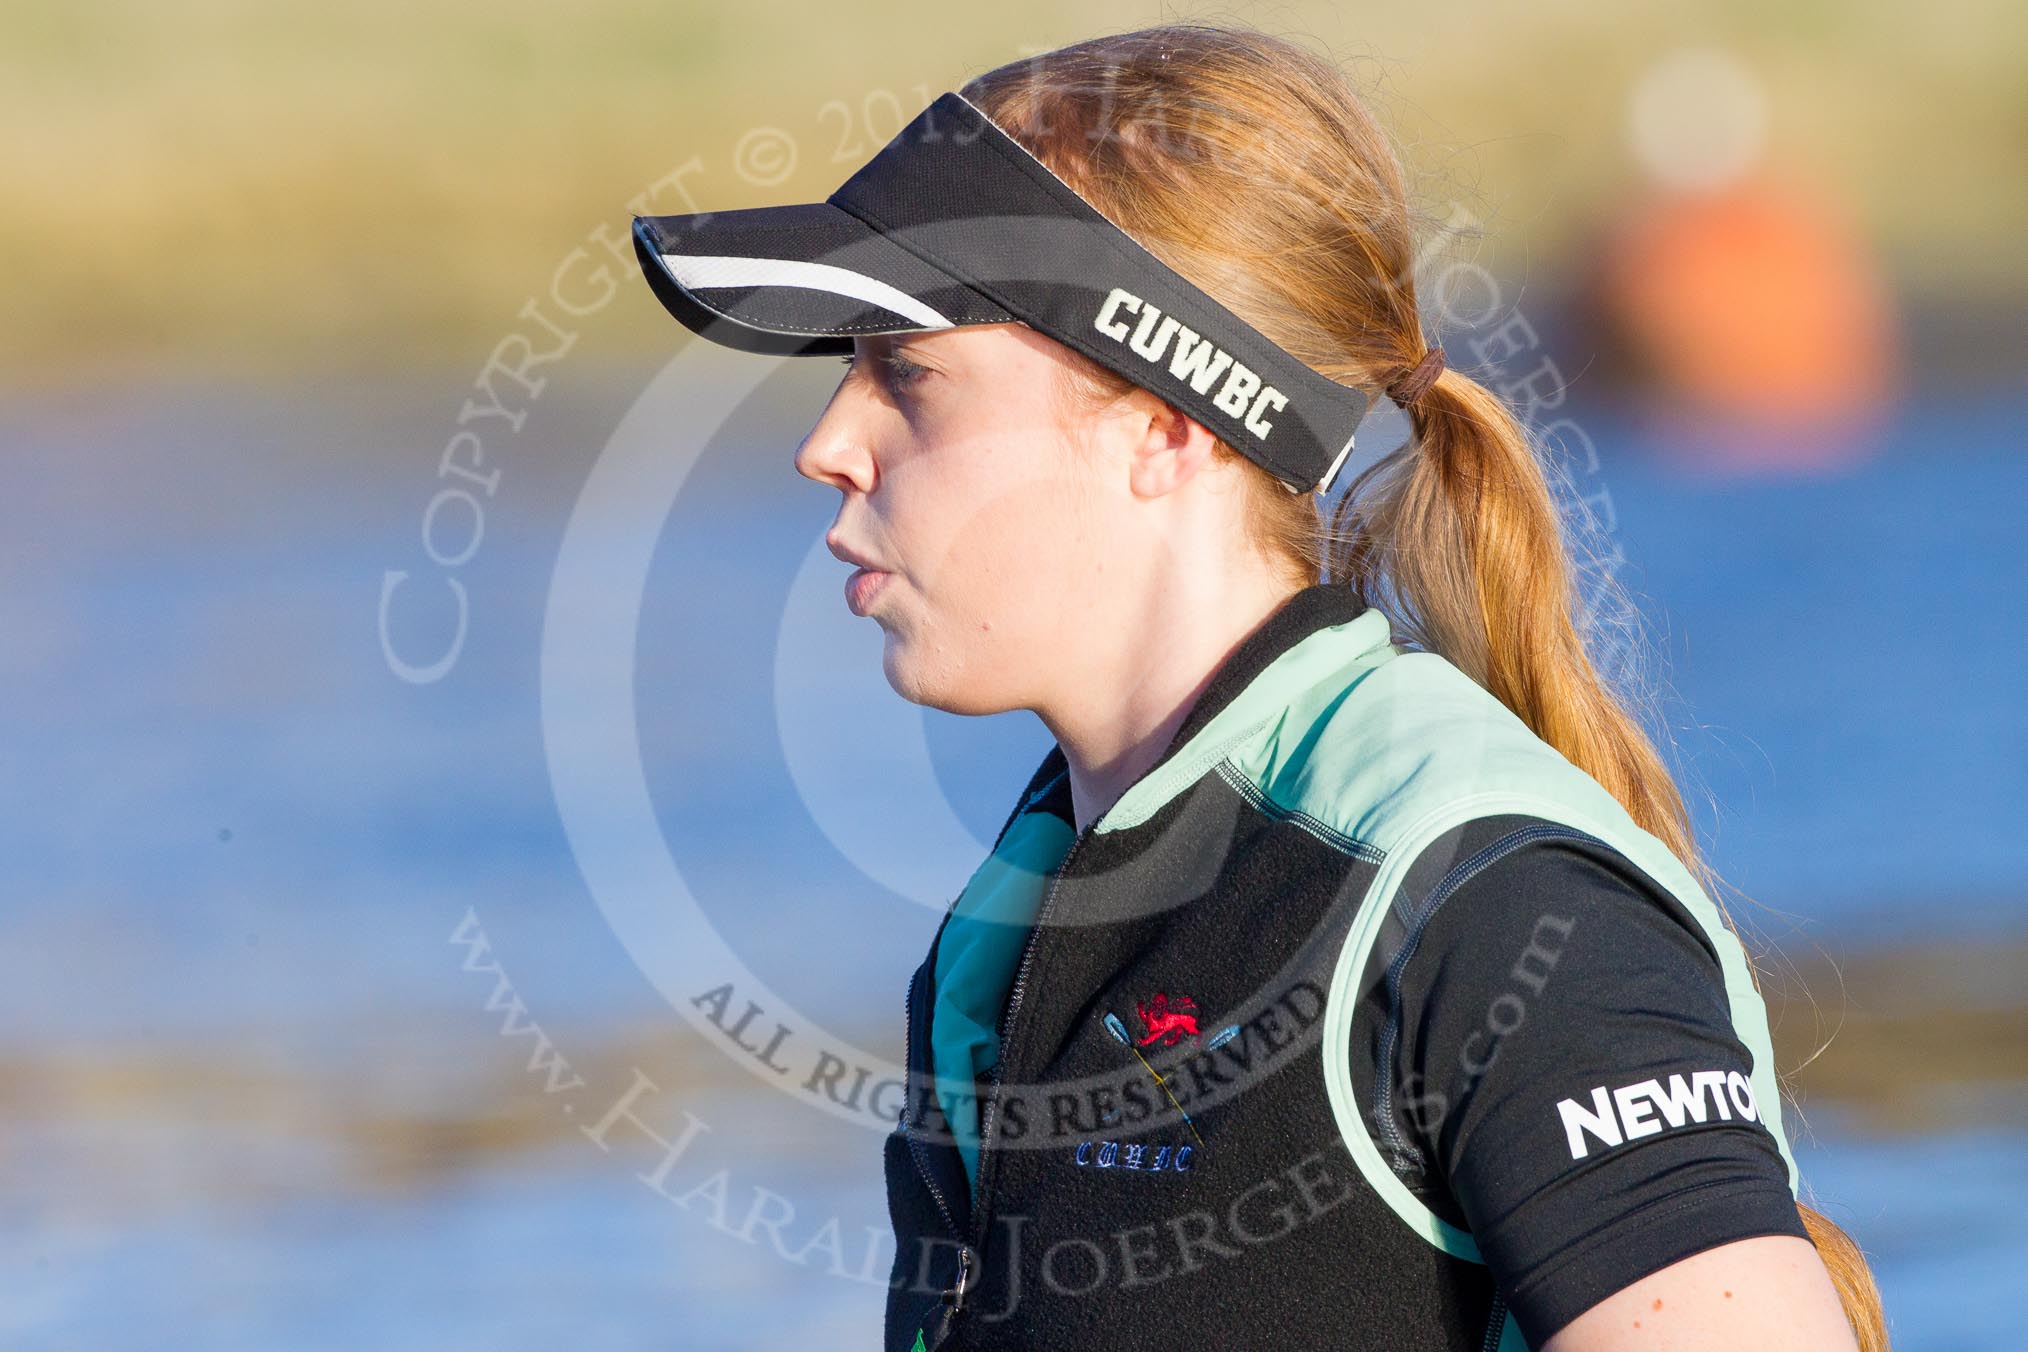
[1073,1139,1196,1171]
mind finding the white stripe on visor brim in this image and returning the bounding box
[657,253,956,331]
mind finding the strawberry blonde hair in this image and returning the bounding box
[963,23,1886,1349]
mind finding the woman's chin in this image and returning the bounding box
[878,639,1006,717]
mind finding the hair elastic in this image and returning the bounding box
[1386,346,1446,408]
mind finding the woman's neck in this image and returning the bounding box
[1040,568,1302,835]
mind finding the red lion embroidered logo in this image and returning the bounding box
[1134,992,1200,1047]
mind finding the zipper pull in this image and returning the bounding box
[941,1243,974,1315]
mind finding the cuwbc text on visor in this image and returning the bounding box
[1093,287,1290,442]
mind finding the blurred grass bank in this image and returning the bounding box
[4,0,2024,386]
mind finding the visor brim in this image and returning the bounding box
[632,204,1014,357]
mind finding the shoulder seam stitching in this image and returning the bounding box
[1214,759,1386,863]
[1371,821,1610,1169]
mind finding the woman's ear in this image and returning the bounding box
[1122,395,1222,499]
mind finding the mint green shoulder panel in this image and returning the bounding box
[1110,608,1799,1279]
[1100,607,1400,834]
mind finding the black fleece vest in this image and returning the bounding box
[880,585,1503,1351]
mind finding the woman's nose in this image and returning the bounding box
[794,387,878,494]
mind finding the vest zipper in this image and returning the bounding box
[901,961,962,1238]
[901,899,969,1346]
[912,783,1093,1346]
[959,814,1097,1294]
[901,904,964,1241]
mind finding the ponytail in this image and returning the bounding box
[964,23,1889,1347]
[1329,368,1708,890]
[1331,362,1891,1352]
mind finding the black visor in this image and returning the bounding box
[633,90,1371,495]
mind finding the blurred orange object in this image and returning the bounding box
[1600,171,1901,468]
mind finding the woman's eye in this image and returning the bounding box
[884,354,928,386]
[837,351,929,389]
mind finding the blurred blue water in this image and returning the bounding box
[0,1109,884,1352]
[1584,395,2028,937]
[8,382,2022,1036]
[2,377,2021,1346]
[1794,1123,2028,1352]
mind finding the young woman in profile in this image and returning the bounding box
[630,22,1887,1351]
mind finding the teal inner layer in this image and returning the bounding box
[929,779,1075,1201]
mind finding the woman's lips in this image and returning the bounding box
[845,567,892,616]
